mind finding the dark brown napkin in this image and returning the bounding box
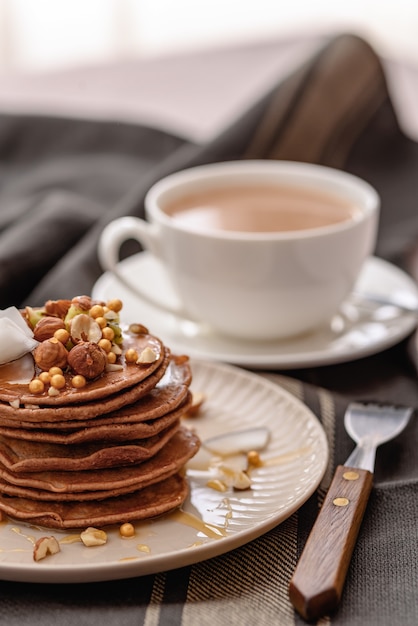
[0,34,417,626]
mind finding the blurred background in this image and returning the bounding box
[0,0,417,73]
[0,0,417,145]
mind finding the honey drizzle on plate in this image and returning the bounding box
[169,510,227,539]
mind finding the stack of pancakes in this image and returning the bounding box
[0,312,200,529]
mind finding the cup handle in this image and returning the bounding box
[98,216,192,320]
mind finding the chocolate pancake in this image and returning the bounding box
[0,472,188,528]
[0,331,165,406]
[0,422,180,473]
[0,357,191,431]
[0,297,199,530]
[0,348,171,424]
[0,393,192,444]
[0,428,199,500]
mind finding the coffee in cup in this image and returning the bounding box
[164,183,360,233]
[98,160,379,340]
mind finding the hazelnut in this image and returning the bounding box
[68,342,107,379]
[44,299,72,318]
[33,338,68,371]
[128,323,148,335]
[72,295,92,310]
[33,536,61,561]
[33,316,66,342]
[70,314,102,344]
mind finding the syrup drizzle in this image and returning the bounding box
[263,445,312,466]
[169,510,227,539]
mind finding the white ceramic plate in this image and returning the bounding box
[92,253,418,369]
[0,360,327,583]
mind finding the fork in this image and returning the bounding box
[289,401,413,621]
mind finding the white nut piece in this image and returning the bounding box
[105,363,124,372]
[33,536,61,561]
[80,527,108,547]
[232,471,252,491]
[136,347,158,364]
[210,463,252,491]
[104,310,118,321]
[70,314,102,344]
[206,479,228,492]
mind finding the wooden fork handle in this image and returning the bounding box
[289,465,373,621]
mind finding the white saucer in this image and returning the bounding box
[92,253,418,369]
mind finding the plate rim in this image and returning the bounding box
[0,359,328,583]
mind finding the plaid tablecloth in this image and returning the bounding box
[0,34,417,625]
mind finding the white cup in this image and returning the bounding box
[98,160,379,340]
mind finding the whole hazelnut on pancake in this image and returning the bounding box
[71,295,93,311]
[34,338,68,371]
[33,316,66,342]
[67,341,107,379]
[44,299,72,318]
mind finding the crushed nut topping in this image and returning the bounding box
[80,527,108,547]
[14,296,161,396]
[33,536,61,562]
[136,347,158,364]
